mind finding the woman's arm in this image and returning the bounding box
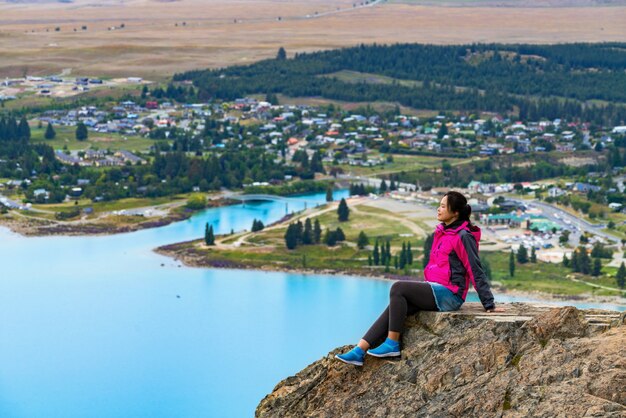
[455,232,496,311]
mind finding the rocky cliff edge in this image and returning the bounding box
[256,303,625,417]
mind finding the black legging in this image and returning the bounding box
[362,281,437,347]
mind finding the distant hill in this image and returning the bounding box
[393,0,626,6]
[175,43,626,125]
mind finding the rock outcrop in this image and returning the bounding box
[256,303,625,417]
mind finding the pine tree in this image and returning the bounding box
[423,233,434,268]
[75,122,88,141]
[407,242,413,265]
[204,223,215,246]
[368,254,373,266]
[379,179,387,194]
[578,247,591,275]
[517,245,529,264]
[571,249,580,272]
[337,198,349,222]
[616,262,626,289]
[44,122,56,140]
[335,227,345,242]
[284,223,298,249]
[562,254,570,268]
[302,218,313,245]
[276,47,287,60]
[399,242,407,269]
[325,187,333,202]
[373,240,380,265]
[357,231,369,249]
[394,255,399,270]
[591,258,602,277]
[509,250,515,277]
[530,247,537,263]
[17,116,30,140]
[313,219,322,244]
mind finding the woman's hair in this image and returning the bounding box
[444,191,473,226]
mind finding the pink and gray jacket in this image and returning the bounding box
[424,220,495,310]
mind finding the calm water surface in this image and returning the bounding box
[0,190,623,417]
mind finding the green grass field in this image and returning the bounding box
[30,124,157,152]
[485,251,625,297]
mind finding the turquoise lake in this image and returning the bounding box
[1,190,624,418]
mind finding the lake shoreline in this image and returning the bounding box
[155,240,626,310]
[0,198,239,237]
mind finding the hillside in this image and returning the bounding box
[256,303,625,417]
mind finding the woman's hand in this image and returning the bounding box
[486,307,506,313]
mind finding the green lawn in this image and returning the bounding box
[30,124,158,152]
[484,251,625,297]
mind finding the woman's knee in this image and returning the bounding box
[390,281,406,297]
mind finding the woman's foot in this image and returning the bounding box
[367,338,401,358]
[335,346,365,366]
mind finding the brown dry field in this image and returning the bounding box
[0,0,625,80]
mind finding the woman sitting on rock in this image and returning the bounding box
[336,190,504,366]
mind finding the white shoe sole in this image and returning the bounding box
[367,351,401,358]
[334,354,363,366]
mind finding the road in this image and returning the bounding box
[525,200,620,245]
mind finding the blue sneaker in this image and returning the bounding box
[367,338,401,358]
[335,346,365,366]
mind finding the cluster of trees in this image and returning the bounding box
[368,239,414,271]
[284,218,322,249]
[0,115,61,181]
[378,175,401,194]
[174,43,626,124]
[348,183,375,196]
[292,150,324,178]
[251,219,265,232]
[323,227,346,247]
[562,247,604,277]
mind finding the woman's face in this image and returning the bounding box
[437,196,458,224]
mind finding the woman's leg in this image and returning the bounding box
[388,281,437,336]
[360,306,391,350]
[362,281,437,348]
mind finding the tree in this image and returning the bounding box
[204,223,215,246]
[18,116,30,140]
[407,242,413,265]
[368,254,373,266]
[44,122,56,140]
[592,258,602,277]
[516,244,529,264]
[423,233,434,268]
[186,194,206,210]
[313,219,322,244]
[335,227,345,242]
[324,228,338,246]
[616,262,626,289]
[276,47,287,60]
[357,231,369,249]
[562,254,570,268]
[284,223,298,249]
[509,250,515,277]
[530,246,537,263]
[373,239,380,265]
[326,187,333,202]
[75,122,88,141]
[251,219,265,232]
[337,198,349,222]
[302,218,313,244]
[379,179,388,194]
[559,230,570,245]
[578,247,591,275]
